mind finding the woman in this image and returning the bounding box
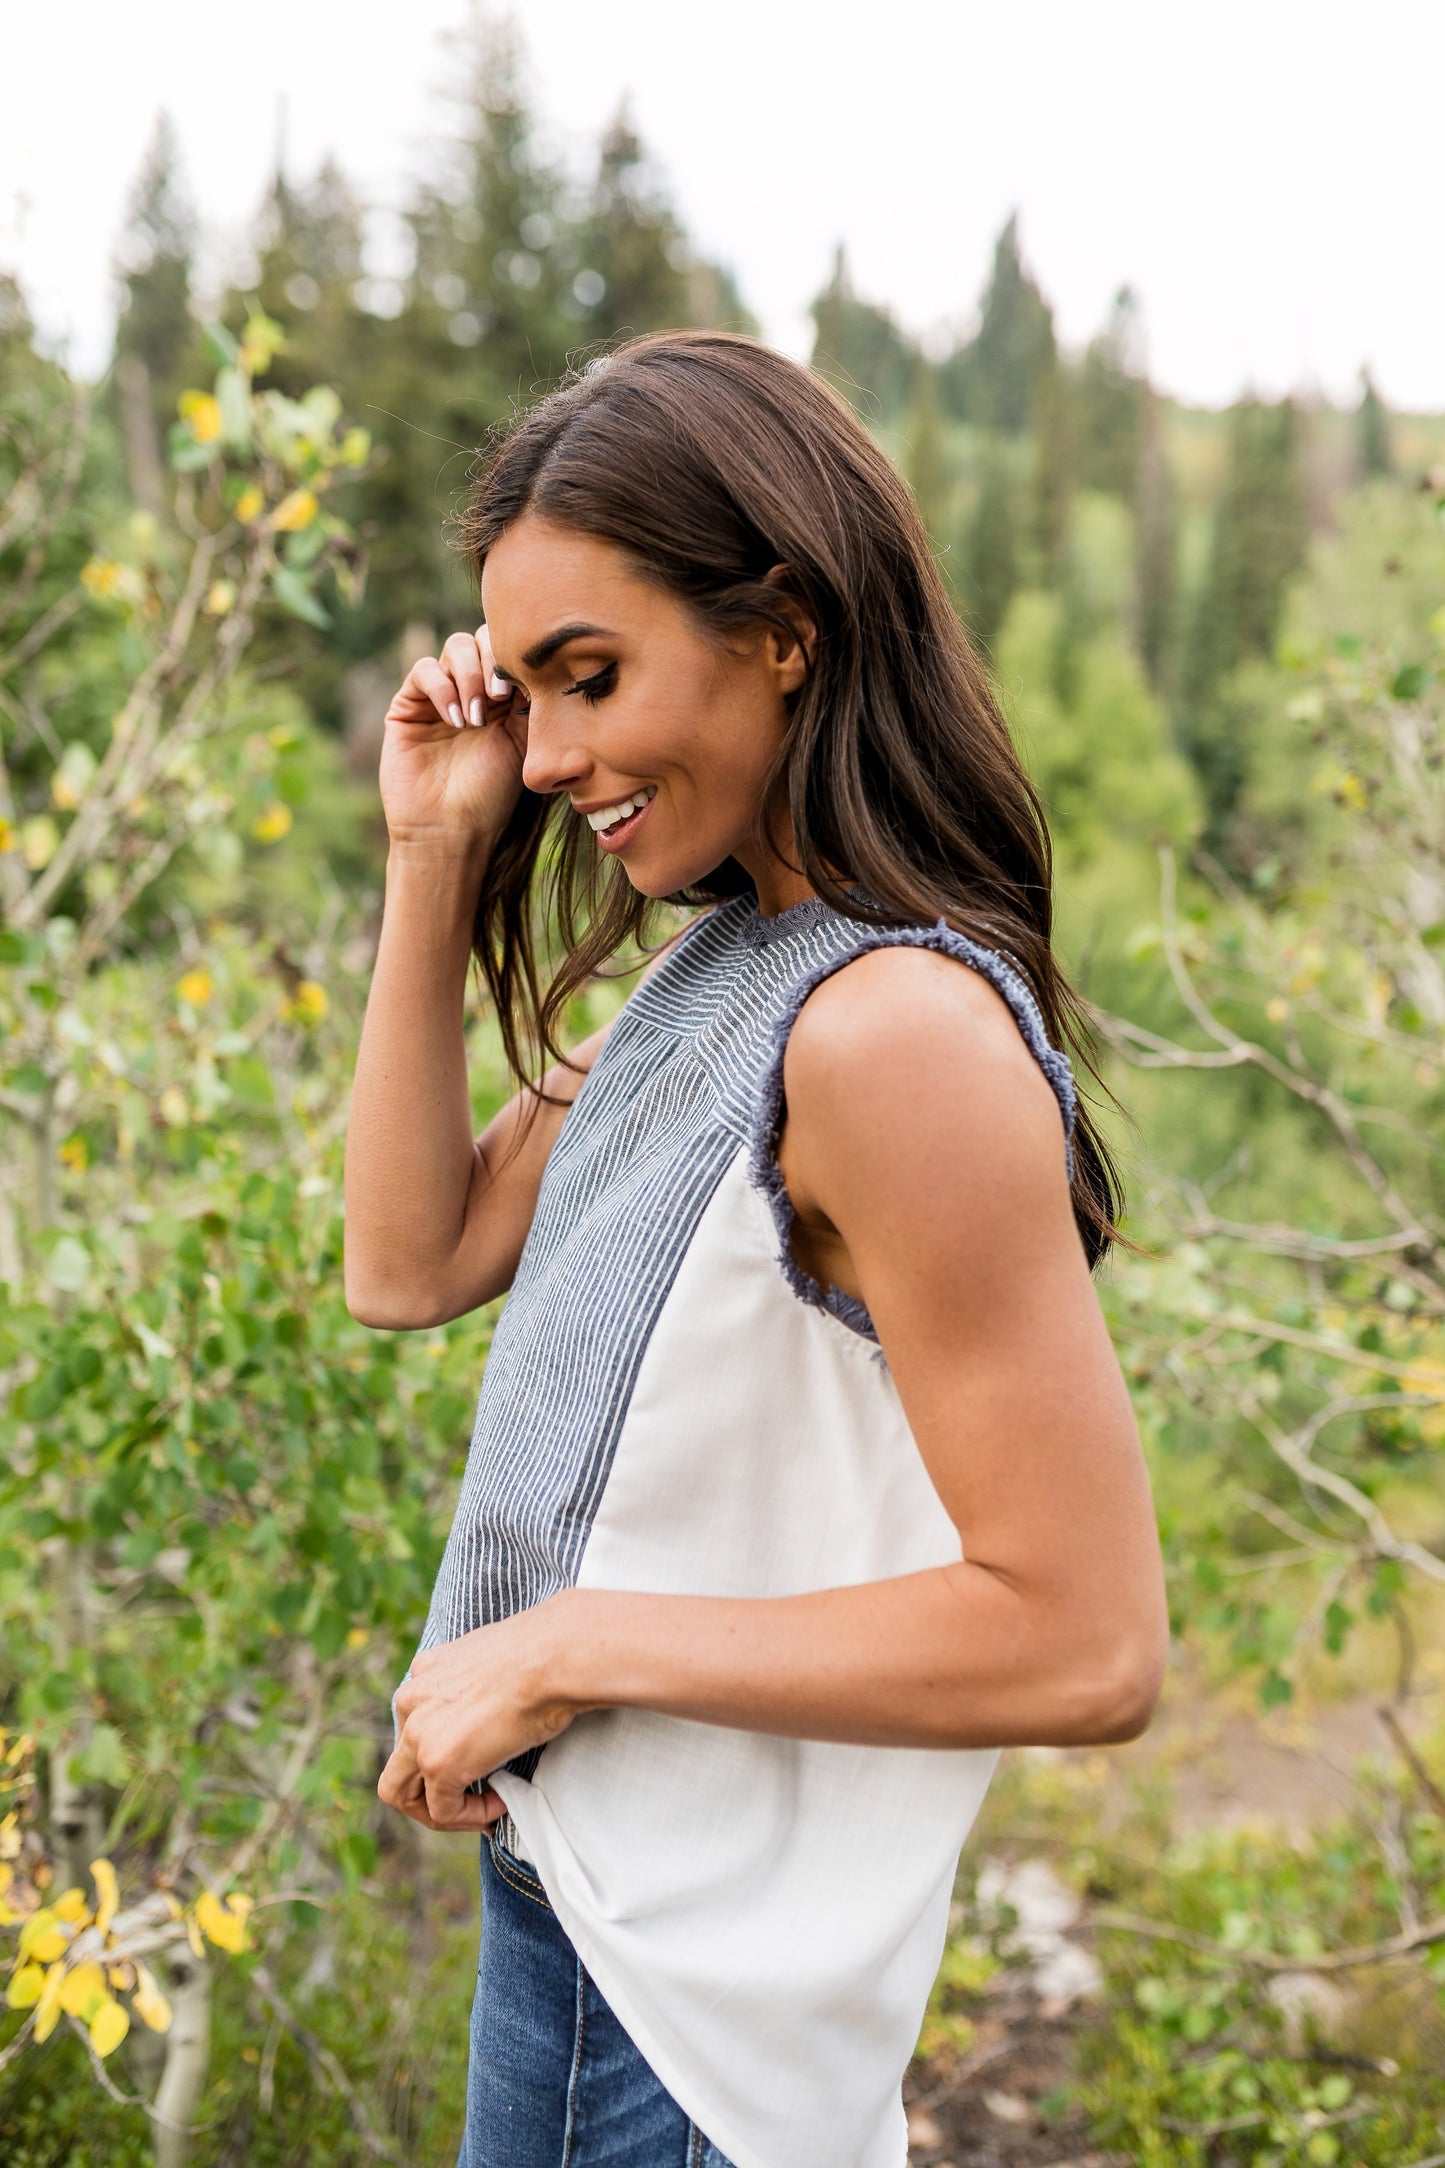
[345,331,1168,2168]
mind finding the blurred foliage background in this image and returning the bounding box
[1,16,1443,2165]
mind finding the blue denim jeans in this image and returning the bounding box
[458,1830,735,2168]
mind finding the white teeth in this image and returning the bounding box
[585,786,656,833]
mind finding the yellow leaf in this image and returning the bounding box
[252,801,293,843]
[272,487,318,533]
[81,558,125,598]
[0,815,12,853]
[176,969,214,1008]
[132,1962,173,2033]
[179,390,223,445]
[195,1887,252,1953]
[5,1962,45,2009]
[19,1909,67,1964]
[59,1960,107,2022]
[89,1994,130,2057]
[89,1858,119,1938]
[33,1963,65,2042]
[21,815,60,870]
[58,1136,89,1175]
[52,1887,90,1924]
[235,485,266,524]
[345,1626,369,1649]
[340,427,371,467]
[159,1085,190,1128]
[204,579,236,617]
[1335,771,1368,812]
[107,1960,136,1991]
[185,1915,205,1960]
[286,980,328,1025]
[239,311,285,376]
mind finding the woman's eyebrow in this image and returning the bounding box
[509,621,616,675]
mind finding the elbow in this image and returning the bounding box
[1076,1635,1169,1745]
[343,1263,443,1333]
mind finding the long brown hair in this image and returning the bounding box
[459,330,1129,1268]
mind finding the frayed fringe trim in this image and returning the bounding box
[745,917,1080,1346]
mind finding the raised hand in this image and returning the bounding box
[379,624,530,856]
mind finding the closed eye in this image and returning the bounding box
[563,662,618,706]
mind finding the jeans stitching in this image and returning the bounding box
[687,2123,702,2167]
[561,1954,586,2168]
[487,1835,553,1911]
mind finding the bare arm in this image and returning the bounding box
[344,622,598,1328]
[383,946,1170,1830]
[343,841,612,1329]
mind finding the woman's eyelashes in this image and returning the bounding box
[563,661,618,706]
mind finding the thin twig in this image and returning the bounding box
[248,1963,400,2162]
[1377,1703,1445,1821]
[1083,1906,1445,1972]
[65,2013,221,2135]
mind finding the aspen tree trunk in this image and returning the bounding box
[47,1537,105,1890]
[152,1942,212,2168]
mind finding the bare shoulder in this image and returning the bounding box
[784,941,1065,1153]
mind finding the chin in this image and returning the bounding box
[619,844,736,901]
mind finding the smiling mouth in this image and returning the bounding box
[586,785,657,843]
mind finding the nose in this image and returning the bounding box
[520,705,591,800]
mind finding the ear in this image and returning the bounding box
[761,563,818,695]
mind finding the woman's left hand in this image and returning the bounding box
[379,1596,579,1832]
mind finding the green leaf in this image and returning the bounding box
[71,1722,130,1788]
[1391,662,1429,701]
[201,322,240,369]
[270,566,330,630]
[1258,1667,1294,1709]
[47,1236,91,1293]
[216,366,252,452]
[167,422,215,473]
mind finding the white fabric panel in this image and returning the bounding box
[492,1147,998,2168]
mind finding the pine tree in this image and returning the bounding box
[938,214,1056,435]
[1357,367,1391,477]
[960,448,1018,651]
[406,16,572,401]
[1075,286,1145,497]
[112,114,199,509]
[1133,386,1177,690]
[247,157,367,392]
[1029,354,1074,584]
[810,246,917,421]
[569,111,688,343]
[1177,397,1308,834]
[903,353,949,549]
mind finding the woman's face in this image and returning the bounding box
[480,516,810,903]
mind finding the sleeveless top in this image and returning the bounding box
[403,890,1079,2168]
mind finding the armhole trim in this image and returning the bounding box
[745,917,1079,1343]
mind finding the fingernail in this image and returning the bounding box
[469,697,484,727]
[448,704,465,729]
[489,672,507,699]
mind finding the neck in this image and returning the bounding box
[735,808,826,920]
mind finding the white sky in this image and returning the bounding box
[5,0,1441,410]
